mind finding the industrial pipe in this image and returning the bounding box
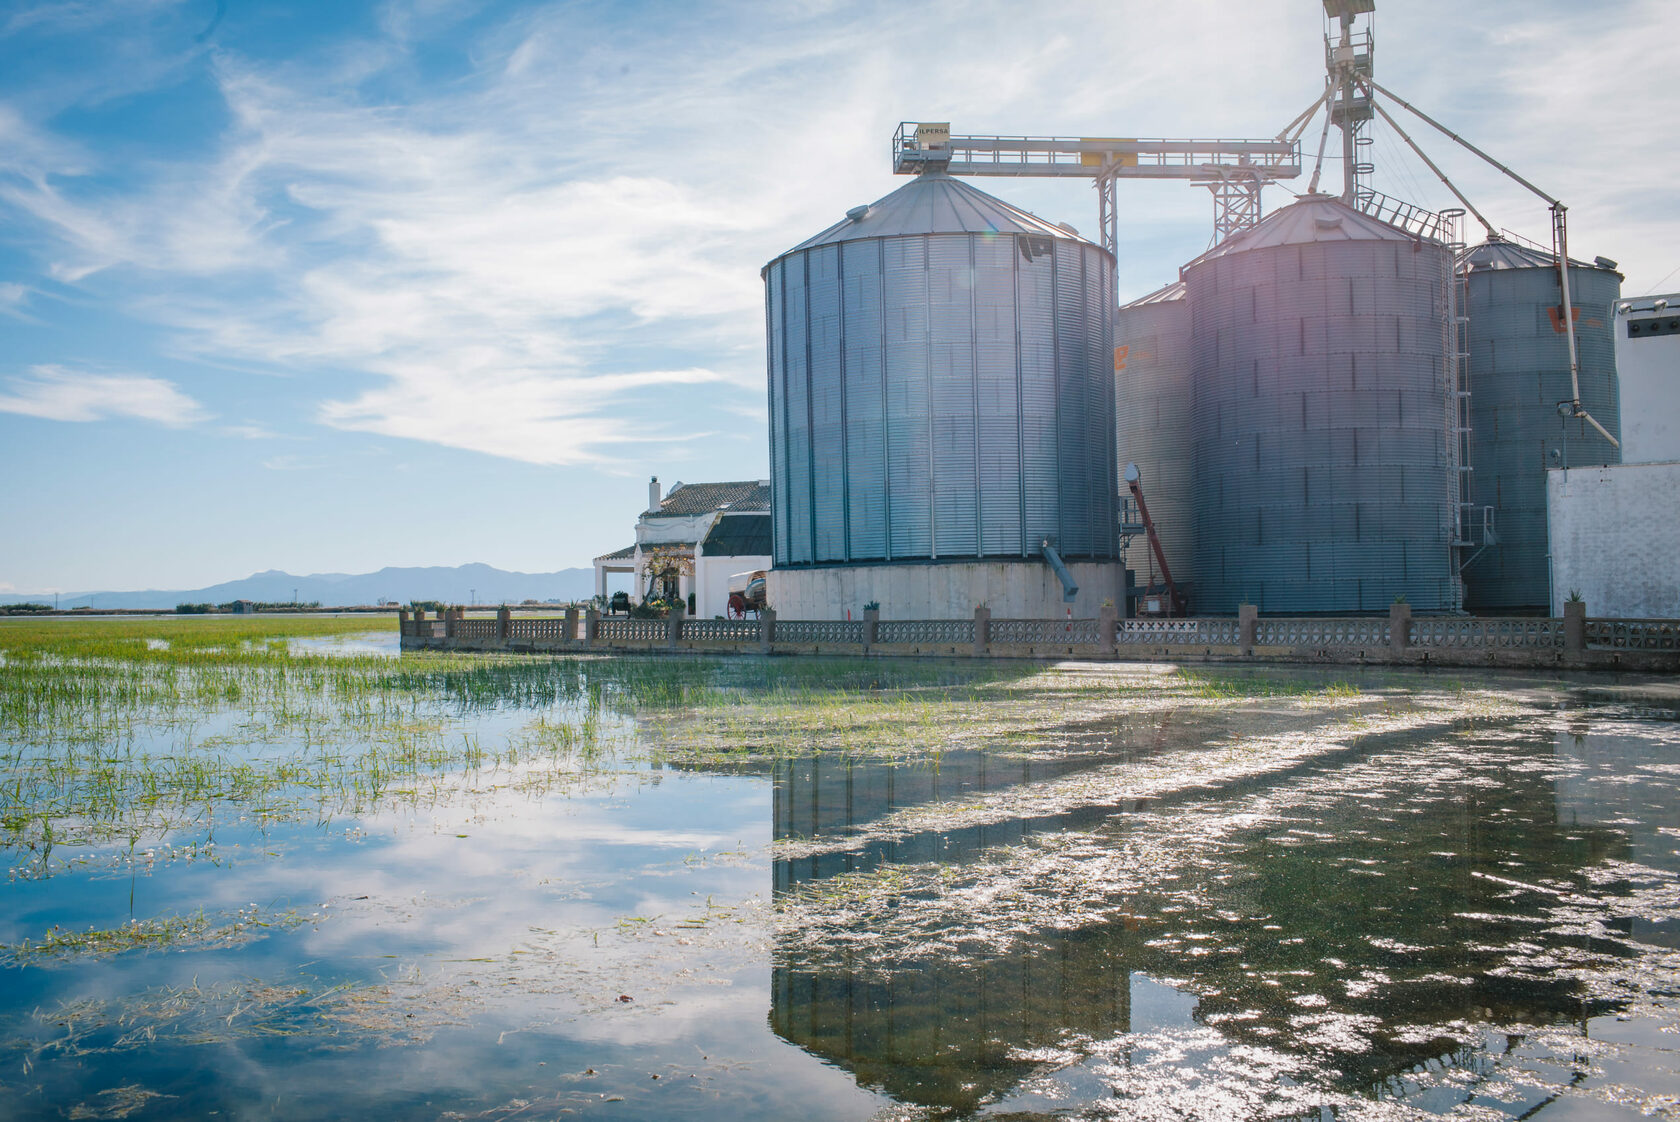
[1040,540,1079,603]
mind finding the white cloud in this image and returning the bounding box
[2,0,186,38]
[321,365,732,465]
[0,365,210,426]
[3,0,1678,467]
[0,282,30,319]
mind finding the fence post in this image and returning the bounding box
[1099,603,1118,658]
[564,606,580,644]
[863,607,879,650]
[972,606,991,656]
[584,606,599,648]
[398,608,410,638]
[444,607,457,639]
[497,605,511,641]
[668,603,685,649]
[1239,603,1258,654]
[1564,600,1586,656]
[1389,602,1411,654]
[759,608,777,653]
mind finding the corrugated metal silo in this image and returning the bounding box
[1459,239,1621,611]
[1115,281,1195,599]
[764,172,1117,571]
[1186,195,1458,614]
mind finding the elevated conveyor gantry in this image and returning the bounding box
[892,123,1302,262]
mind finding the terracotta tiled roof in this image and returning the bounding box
[594,544,637,562]
[651,480,770,516]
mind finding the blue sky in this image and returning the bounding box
[3,0,1676,594]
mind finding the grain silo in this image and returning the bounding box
[1115,281,1194,603]
[1458,239,1622,612]
[1187,194,1458,614]
[763,171,1122,619]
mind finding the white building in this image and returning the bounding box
[1548,293,1680,617]
[593,477,772,617]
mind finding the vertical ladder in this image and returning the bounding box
[1442,209,1490,607]
[1443,209,1471,611]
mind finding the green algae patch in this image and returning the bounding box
[3,905,310,964]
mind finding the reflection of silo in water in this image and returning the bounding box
[771,751,1105,892]
[1552,724,1678,949]
[767,720,1645,1109]
[769,749,1135,1112]
[1458,240,1622,612]
[1116,281,1194,602]
[1187,195,1458,613]
[772,934,1131,1113]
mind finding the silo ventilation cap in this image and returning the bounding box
[846,205,870,222]
[1314,215,1344,230]
[1057,222,1080,236]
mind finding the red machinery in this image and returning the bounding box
[726,570,767,619]
[1125,463,1186,617]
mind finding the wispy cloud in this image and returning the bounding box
[0,282,31,319]
[321,365,734,465]
[3,0,1677,469]
[0,365,210,426]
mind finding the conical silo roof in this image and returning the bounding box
[1184,194,1420,271]
[1122,279,1186,308]
[778,171,1095,257]
[1458,237,1611,274]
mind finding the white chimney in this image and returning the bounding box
[648,476,661,512]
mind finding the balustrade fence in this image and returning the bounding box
[1118,619,1242,646]
[399,607,1680,663]
[1257,618,1391,648]
[683,619,761,642]
[877,619,973,645]
[510,618,574,642]
[1585,619,1680,650]
[596,619,655,642]
[776,620,865,644]
[1408,618,1563,649]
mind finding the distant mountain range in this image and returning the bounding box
[2,563,597,611]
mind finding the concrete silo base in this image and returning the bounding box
[767,562,1125,621]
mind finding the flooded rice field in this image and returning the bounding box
[1,616,1677,1120]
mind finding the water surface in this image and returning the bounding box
[1,626,1675,1119]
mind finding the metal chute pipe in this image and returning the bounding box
[1551,204,1621,450]
[1040,540,1079,603]
[1368,81,1559,206]
[1278,88,1331,144]
[1366,91,1497,239]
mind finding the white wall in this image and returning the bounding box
[766,561,1125,620]
[1548,462,1680,617]
[693,554,770,617]
[1615,295,1680,464]
[637,512,715,547]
